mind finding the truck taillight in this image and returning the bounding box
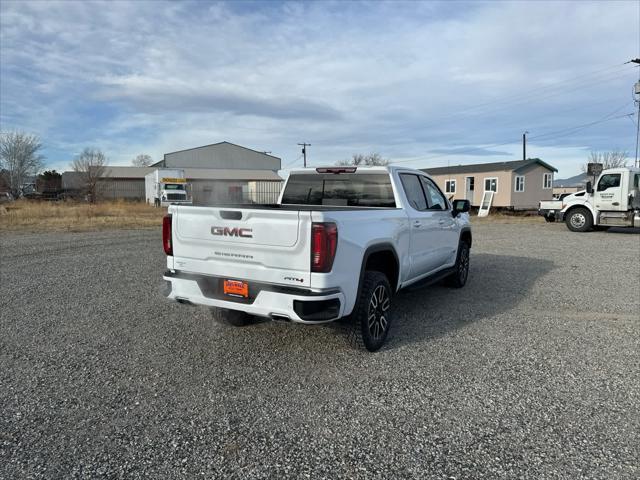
[162,214,173,256]
[311,222,338,273]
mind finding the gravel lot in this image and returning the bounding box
[1,223,639,479]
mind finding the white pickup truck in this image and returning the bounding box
[162,166,472,351]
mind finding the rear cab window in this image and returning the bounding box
[281,173,396,207]
[399,174,427,210]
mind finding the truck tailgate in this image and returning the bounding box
[170,206,312,287]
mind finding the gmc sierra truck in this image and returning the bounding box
[162,166,472,351]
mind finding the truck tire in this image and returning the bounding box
[348,271,393,352]
[446,240,470,288]
[211,308,253,327]
[565,207,593,232]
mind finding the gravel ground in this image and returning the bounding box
[1,223,639,479]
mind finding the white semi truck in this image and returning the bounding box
[145,169,192,207]
[539,166,640,232]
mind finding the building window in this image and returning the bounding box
[445,179,456,194]
[543,173,553,189]
[484,177,498,192]
[515,175,525,192]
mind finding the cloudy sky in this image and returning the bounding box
[1,0,638,177]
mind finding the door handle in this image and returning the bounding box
[413,220,422,228]
[612,202,619,206]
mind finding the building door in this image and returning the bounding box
[465,176,475,204]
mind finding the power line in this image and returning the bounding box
[529,102,633,140]
[283,153,303,169]
[531,113,634,144]
[390,108,635,166]
[412,64,633,132]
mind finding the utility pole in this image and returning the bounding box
[631,59,640,168]
[298,143,311,168]
[522,131,528,161]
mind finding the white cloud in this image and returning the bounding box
[0,0,637,177]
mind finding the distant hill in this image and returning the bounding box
[554,172,587,187]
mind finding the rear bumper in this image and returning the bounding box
[163,270,345,324]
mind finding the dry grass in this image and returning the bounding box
[471,213,545,224]
[0,199,165,233]
[0,200,545,233]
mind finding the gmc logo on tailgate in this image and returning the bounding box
[211,226,253,238]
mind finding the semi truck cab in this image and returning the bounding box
[553,167,640,231]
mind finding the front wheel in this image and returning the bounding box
[565,207,593,232]
[446,241,470,288]
[348,271,393,352]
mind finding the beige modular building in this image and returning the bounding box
[422,159,558,210]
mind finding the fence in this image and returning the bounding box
[86,179,284,205]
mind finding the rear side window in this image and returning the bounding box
[281,174,396,207]
[399,174,427,211]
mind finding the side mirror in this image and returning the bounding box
[452,199,470,217]
[586,181,593,194]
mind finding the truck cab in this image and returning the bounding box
[159,182,189,207]
[145,168,193,207]
[561,167,640,231]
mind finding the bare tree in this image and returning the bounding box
[581,150,628,173]
[336,152,389,166]
[71,148,107,202]
[0,131,45,197]
[131,154,153,167]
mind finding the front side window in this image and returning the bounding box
[543,173,553,189]
[484,177,498,192]
[445,179,456,194]
[399,174,427,211]
[421,177,448,210]
[597,174,621,191]
[515,176,525,192]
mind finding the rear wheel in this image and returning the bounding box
[565,207,593,232]
[211,308,253,327]
[348,271,393,352]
